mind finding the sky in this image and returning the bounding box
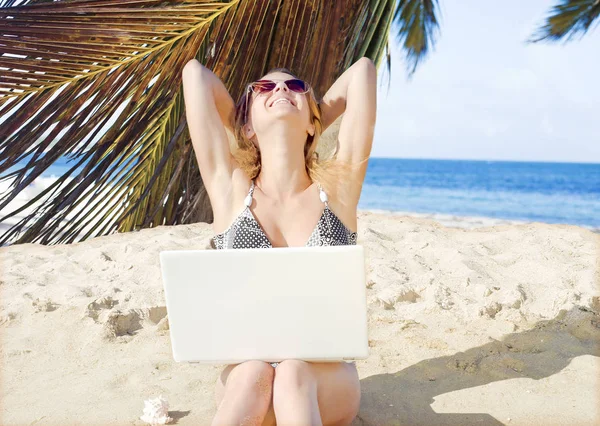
[372,0,600,164]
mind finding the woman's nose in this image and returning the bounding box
[273,83,289,92]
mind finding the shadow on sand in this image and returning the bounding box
[353,307,600,426]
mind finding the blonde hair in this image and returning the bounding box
[231,67,368,206]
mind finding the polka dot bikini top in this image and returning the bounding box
[210,179,357,249]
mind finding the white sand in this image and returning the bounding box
[1,211,599,425]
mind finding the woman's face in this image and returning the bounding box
[244,72,314,142]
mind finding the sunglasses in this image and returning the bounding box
[244,78,310,123]
[248,78,310,95]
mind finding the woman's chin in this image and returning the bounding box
[254,110,307,130]
[270,107,298,116]
[265,110,303,123]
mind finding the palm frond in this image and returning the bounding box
[529,0,600,43]
[0,0,238,245]
[391,0,441,78]
[0,0,394,246]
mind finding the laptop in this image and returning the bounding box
[159,245,369,364]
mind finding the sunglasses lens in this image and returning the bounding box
[252,81,276,94]
[250,79,308,96]
[286,79,307,93]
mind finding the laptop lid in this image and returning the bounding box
[159,245,369,364]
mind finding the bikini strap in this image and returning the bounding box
[316,181,329,207]
[244,179,255,207]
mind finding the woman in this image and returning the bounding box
[181,56,376,426]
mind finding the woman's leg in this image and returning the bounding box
[272,359,321,426]
[212,360,275,426]
[273,360,361,426]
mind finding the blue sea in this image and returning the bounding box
[360,158,600,231]
[5,156,600,231]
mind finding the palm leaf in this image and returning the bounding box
[0,0,238,245]
[391,0,441,78]
[0,0,396,246]
[529,0,600,43]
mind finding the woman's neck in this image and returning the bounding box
[255,164,312,204]
[252,122,313,202]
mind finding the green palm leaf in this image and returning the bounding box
[390,0,441,78]
[529,0,600,43]
[0,0,397,246]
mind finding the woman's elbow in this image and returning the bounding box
[182,59,203,79]
[357,57,377,85]
[358,57,376,71]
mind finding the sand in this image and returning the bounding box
[1,210,599,425]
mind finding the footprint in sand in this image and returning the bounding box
[0,311,18,325]
[101,306,169,339]
[32,297,59,313]
[103,309,143,338]
[85,295,119,323]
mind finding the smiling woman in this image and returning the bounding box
[231,66,331,189]
[181,56,376,425]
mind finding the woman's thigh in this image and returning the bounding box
[271,360,360,426]
[214,361,274,408]
[216,360,360,426]
[311,361,361,426]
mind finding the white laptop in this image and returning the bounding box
[159,245,369,364]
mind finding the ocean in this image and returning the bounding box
[360,158,600,231]
[4,156,600,232]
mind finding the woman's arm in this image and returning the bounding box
[181,59,236,205]
[318,57,377,198]
[319,57,377,129]
[183,59,236,132]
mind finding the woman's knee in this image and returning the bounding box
[215,361,275,407]
[273,359,317,390]
[230,360,273,378]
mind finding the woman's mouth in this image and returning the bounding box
[270,98,295,107]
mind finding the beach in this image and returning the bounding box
[1,209,599,425]
[2,0,598,422]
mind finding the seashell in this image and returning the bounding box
[140,394,173,425]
